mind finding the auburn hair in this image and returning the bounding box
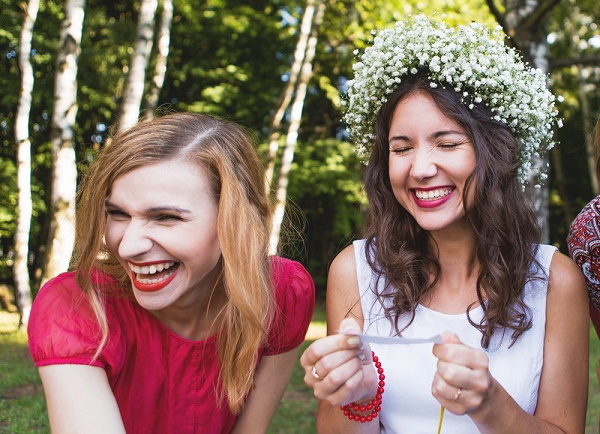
[72,112,273,413]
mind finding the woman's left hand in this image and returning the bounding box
[431,331,495,415]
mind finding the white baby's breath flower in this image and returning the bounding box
[345,14,561,188]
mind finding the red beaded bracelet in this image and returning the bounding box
[339,351,385,423]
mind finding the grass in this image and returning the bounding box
[1,304,598,433]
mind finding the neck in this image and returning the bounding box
[151,267,228,341]
[422,226,482,314]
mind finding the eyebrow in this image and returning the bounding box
[389,130,467,143]
[104,200,192,214]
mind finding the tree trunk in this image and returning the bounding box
[143,0,173,119]
[41,0,86,285]
[264,0,318,193]
[488,0,560,243]
[550,142,573,230]
[269,1,325,254]
[13,0,40,325]
[578,66,598,195]
[118,0,158,131]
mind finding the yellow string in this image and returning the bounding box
[436,406,445,434]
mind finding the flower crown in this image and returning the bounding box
[345,15,562,187]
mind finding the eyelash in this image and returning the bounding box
[155,214,182,222]
[106,210,183,223]
[438,142,460,149]
[106,209,129,218]
[391,147,411,155]
[390,142,463,154]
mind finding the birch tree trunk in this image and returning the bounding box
[578,67,598,195]
[41,0,86,285]
[143,0,173,119]
[269,1,325,254]
[13,0,40,325]
[264,0,317,193]
[488,0,560,243]
[118,0,158,131]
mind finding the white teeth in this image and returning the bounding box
[137,276,165,284]
[129,261,175,275]
[415,188,452,200]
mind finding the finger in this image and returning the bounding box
[435,359,471,389]
[311,347,365,382]
[431,372,471,416]
[312,353,365,401]
[440,330,461,344]
[300,333,362,368]
[432,340,488,370]
[432,371,463,402]
[322,367,370,407]
[338,318,374,364]
[338,317,362,334]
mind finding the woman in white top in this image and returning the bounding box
[300,16,588,433]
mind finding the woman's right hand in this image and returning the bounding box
[300,318,379,407]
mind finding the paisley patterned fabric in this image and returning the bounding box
[567,195,600,334]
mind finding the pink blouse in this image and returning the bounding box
[28,256,315,433]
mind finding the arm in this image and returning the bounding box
[231,348,300,433]
[300,245,381,434]
[38,364,126,433]
[432,251,589,433]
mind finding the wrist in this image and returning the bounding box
[340,351,385,423]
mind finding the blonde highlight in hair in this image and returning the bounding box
[72,112,273,413]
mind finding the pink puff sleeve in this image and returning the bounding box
[28,272,110,368]
[265,257,316,355]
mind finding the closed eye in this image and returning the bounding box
[438,142,460,149]
[390,146,412,155]
[106,209,130,220]
[154,214,185,223]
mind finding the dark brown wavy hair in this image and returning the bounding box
[362,72,542,348]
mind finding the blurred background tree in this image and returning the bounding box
[0,0,598,320]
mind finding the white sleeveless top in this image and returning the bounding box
[355,239,555,434]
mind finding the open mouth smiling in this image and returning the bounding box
[129,261,179,286]
[413,188,453,201]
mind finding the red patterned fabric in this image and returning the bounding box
[567,195,600,336]
[28,256,315,433]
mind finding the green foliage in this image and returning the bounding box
[280,138,365,290]
[547,0,600,249]
[0,0,599,289]
[165,0,294,129]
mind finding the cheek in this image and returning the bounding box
[388,161,410,188]
[104,220,122,252]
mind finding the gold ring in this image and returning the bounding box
[311,365,322,380]
[453,388,462,401]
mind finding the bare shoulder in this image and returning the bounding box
[328,244,358,283]
[545,249,588,329]
[547,250,587,298]
[326,244,363,331]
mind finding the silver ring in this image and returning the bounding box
[311,365,322,380]
[453,388,462,401]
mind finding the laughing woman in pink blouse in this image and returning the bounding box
[28,112,315,433]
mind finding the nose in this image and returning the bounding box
[117,220,154,260]
[410,147,437,180]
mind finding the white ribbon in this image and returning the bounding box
[344,332,443,345]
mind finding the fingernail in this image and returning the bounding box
[346,336,360,346]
